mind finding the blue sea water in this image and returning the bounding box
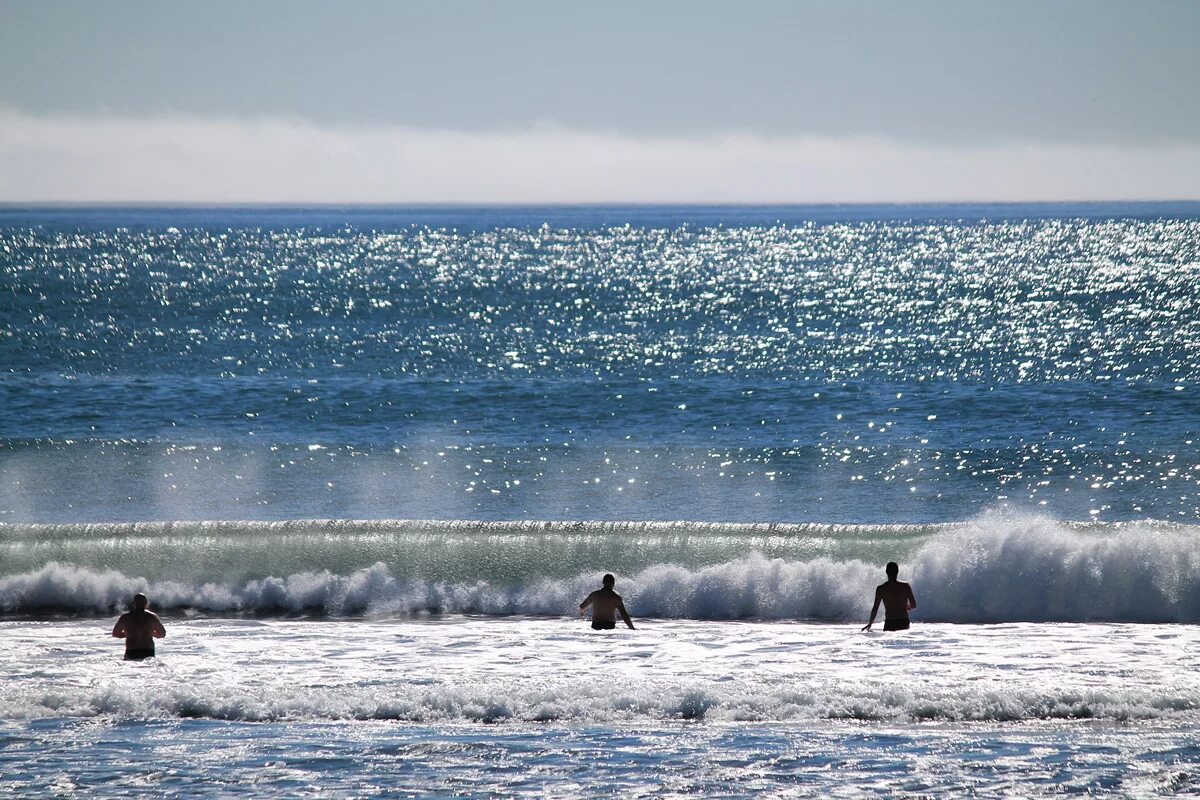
[3,203,1199,524]
[3,204,1200,796]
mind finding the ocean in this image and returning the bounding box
[3,203,1200,796]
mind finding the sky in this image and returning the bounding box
[1,0,1198,203]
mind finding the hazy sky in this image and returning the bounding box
[2,0,1198,202]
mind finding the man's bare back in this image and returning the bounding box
[876,580,916,619]
[579,575,635,630]
[862,562,916,632]
[112,593,166,659]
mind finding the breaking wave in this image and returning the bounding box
[3,514,1200,622]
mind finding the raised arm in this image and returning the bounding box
[112,615,127,638]
[579,591,595,616]
[617,598,635,630]
[861,587,882,631]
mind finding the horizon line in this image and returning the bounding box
[4,199,1200,210]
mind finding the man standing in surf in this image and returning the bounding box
[111,593,167,659]
[862,562,916,632]
[579,574,636,630]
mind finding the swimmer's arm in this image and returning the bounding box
[112,615,127,638]
[861,588,882,631]
[906,584,916,612]
[579,591,596,616]
[617,598,635,630]
[151,613,166,638]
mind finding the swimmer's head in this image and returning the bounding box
[132,592,148,610]
[602,573,615,588]
[885,562,899,579]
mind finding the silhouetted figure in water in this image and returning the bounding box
[862,562,916,632]
[580,574,635,630]
[112,593,166,660]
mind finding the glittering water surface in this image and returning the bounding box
[6,213,1199,381]
[7,720,1198,798]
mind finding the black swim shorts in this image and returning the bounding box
[883,618,910,631]
[591,620,616,630]
[124,648,156,660]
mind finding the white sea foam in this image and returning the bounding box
[2,616,1199,725]
[5,675,1195,724]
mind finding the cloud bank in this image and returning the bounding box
[2,108,1198,204]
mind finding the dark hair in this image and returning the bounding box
[885,562,899,576]
[133,592,148,609]
[602,573,615,586]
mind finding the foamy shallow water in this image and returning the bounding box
[3,617,1200,796]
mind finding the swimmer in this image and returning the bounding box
[579,573,635,630]
[112,593,167,660]
[862,562,917,632]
